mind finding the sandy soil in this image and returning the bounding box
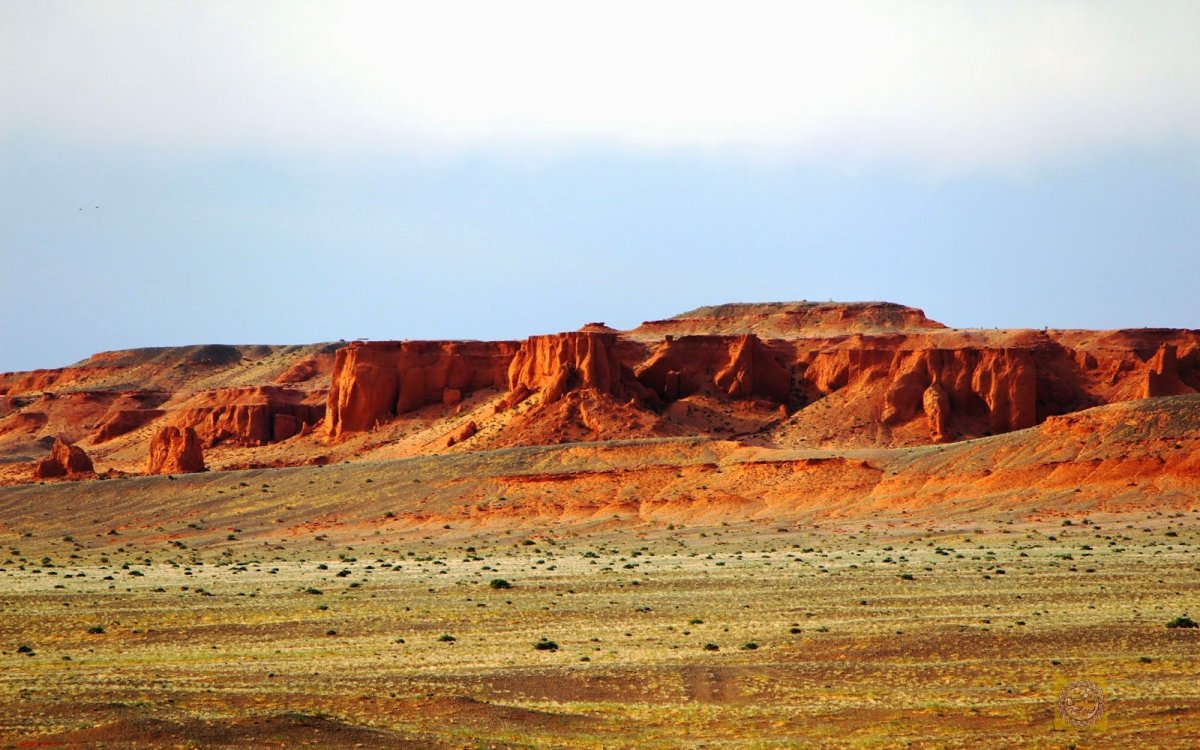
[1,471,1197,747]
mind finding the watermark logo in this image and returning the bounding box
[1053,678,1108,731]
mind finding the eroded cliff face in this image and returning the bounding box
[316,324,1200,447]
[506,331,648,405]
[2,303,1199,486]
[636,334,791,404]
[170,386,324,447]
[326,341,518,439]
[877,348,1038,440]
[1144,343,1196,399]
[146,425,205,475]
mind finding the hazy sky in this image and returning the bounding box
[3,1,1199,371]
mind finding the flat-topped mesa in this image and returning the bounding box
[171,386,325,447]
[326,340,518,439]
[506,331,644,405]
[632,301,946,340]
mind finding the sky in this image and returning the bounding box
[2,1,1199,372]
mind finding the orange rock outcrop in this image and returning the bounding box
[93,408,166,443]
[507,331,648,405]
[146,425,205,474]
[1144,343,1196,398]
[172,386,324,447]
[447,420,478,447]
[2,302,1200,488]
[32,437,94,479]
[326,341,517,439]
[636,334,791,404]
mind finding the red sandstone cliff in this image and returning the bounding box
[171,386,324,447]
[1143,343,1196,398]
[506,331,650,405]
[146,425,205,474]
[636,334,791,404]
[1,303,1199,487]
[325,340,517,439]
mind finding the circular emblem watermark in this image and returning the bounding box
[1056,679,1106,729]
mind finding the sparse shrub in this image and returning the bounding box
[703,643,719,651]
[489,578,512,590]
[741,642,759,650]
[86,625,105,634]
[534,638,559,651]
[305,588,323,595]
[438,634,457,642]
[1166,615,1198,629]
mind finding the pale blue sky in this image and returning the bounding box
[2,2,1199,372]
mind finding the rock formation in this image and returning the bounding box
[507,331,641,405]
[636,334,791,404]
[32,437,94,479]
[172,386,324,447]
[921,382,950,442]
[631,301,946,339]
[1143,343,1195,398]
[2,302,1200,487]
[447,420,478,447]
[326,341,517,439]
[873,348,1038,437]
[93,409,166,443]
[272,348,337,384]
[146,425,205,474]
